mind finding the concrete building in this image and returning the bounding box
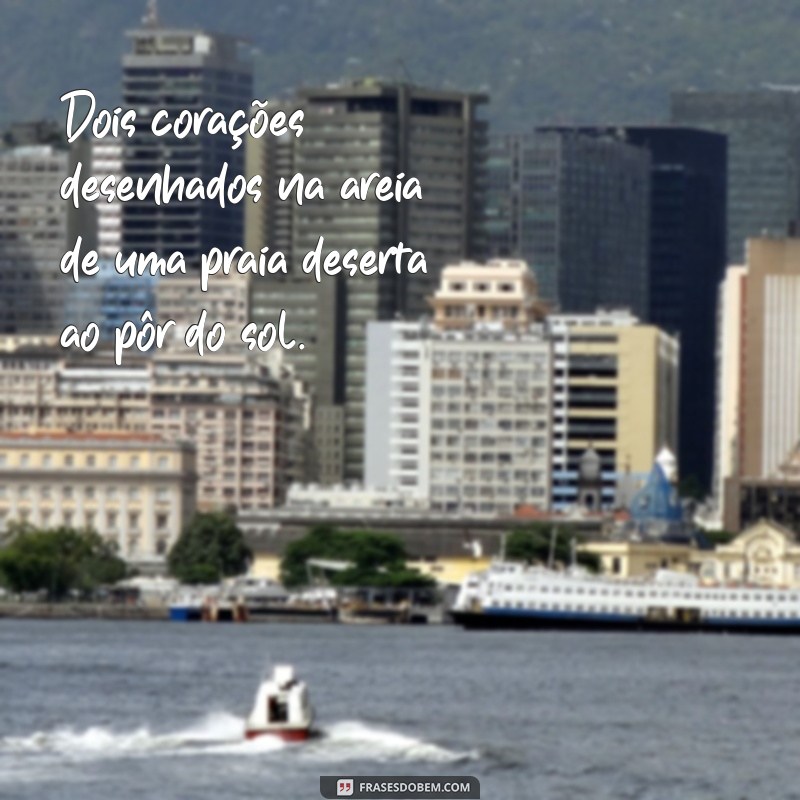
[247,80,488,484]
[240,506,604,584]
[92,138,123,260]
[63,259,158,341]
[716,238,800,488]
[0,431,196,568]
[547,310,680,511]
[672,88,800,263]
[723,443,800,535]
[0,340,308,511]
[548,126,727,491]
[698,520,800,587]
[427,259,548,331]
[486,129,651,316]
[155,275,250,349]
[121,16,252,269]
[0,121,95,334]
[148,352,307,511]
[579,539,697,579]
[713,265,747,513]
[365,320,551,516]
[284,483,428,511]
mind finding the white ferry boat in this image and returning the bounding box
[451,561,800,634]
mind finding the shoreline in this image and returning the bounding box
[0,602,169,620]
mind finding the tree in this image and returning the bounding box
[703,529,737,547]
[280,526,434,588]
[505,524,600,572]
[167,510,251,584]
[0,524,127,599]
[679,474,706,502]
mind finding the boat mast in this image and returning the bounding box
[548,526,557,569]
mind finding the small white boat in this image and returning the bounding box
[244,665,314,741]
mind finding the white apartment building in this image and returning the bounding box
[91,137,123,260]
[365,320,551,516]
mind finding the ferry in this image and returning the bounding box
[244,665,315,741]
[451,561,800,634]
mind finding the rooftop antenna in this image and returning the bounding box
[142,0,160,28]
[396,58,413,84]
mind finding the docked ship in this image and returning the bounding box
[451,561,800,634]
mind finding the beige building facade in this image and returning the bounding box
[739,238,800,478]
[428,259,548,331]
[695,520,800,587]
[548,311,680,510]
[0,431,196,568]
[0,339,308,512]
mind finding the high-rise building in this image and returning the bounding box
[63,259,158,342]
[671,88,800,263]
[365,320,551,515]
[715,238,800,499]
[485,129,651,316]
[92,138,123,260]
[0,340,308,512]
[0,121,95,334]
[547,310,680,511]
[552,126,727,492]
[248,80,488,483]
[121,13,252,269]
[713,264,747,513]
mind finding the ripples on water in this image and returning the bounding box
[2,621,800,799]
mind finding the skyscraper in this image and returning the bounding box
[485,129,651,316]
[249,80,488,483]
[0,121,94,334]
[719,237,800,481]
[547,310,679,511]
[716,237,800,529]
[490,126,727,492]
[671,87,800,263]
[121,9,253,269]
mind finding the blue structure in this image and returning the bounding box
[630,462,683,524]
[63,259,158,342]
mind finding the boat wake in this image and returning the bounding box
[0,713,475,765]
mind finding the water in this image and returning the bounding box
[1,621,800,800]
